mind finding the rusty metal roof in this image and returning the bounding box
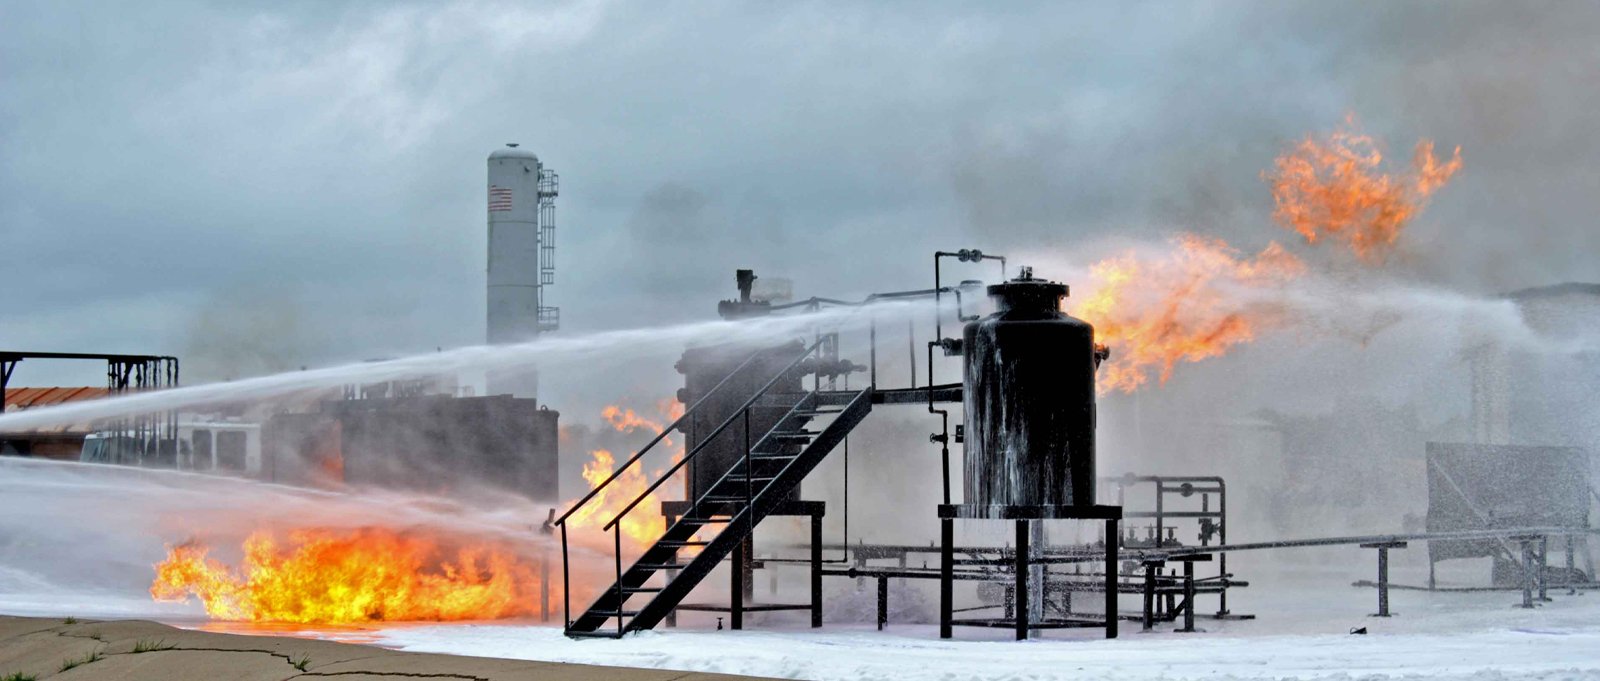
[4,387,110,410]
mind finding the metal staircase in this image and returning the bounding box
[554,339,872,638]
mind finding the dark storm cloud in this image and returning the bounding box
[3,1,1597,385]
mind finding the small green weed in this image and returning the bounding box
[61,616,78,625]
[131,639,176,654]
[58,651,103,672]
[3,671,39,681]
[291,654,311,671]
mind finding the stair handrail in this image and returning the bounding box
[551,346,771,528]
[603,336,826,531]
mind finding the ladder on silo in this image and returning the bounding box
[553,340,871,638]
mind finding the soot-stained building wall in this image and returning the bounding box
[263,395,560,500]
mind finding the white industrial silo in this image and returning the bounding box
[487,143,559,398]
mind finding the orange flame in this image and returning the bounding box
[562,401,687,547]
[1264,115,1462,262]
[562,448,667,545]
[1078,117,1460,392]
[1077,235,1305,393]
[150,527,539,624]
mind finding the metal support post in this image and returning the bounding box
[1177,561,1197,633]
[732,538,745,629]
[1518,539,1536,609]
[1142,561,1161,632]
[1105,518,1119,639]
[1377,547,1390,616]
[1015,519,1029,641]
[1169,554,1210,633]
[1362,541,1406,617]
[812,513,823,627]
[940,518,953,639]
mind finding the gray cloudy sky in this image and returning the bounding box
[3,1,1598,386]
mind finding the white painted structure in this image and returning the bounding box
[486,143,558,398]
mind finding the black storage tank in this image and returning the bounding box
[675,340,808,501]
[963,269,1100,507]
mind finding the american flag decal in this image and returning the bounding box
[488,186,514,212]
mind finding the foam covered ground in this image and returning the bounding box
[362,562,1600,681]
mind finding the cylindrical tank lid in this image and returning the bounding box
[489,143,540,160]
[987,266,1069,313]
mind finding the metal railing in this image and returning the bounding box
[553,337,829,633]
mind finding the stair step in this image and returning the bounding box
[567,630,625,639]
[568,389,871,636]
[675,517,731,525]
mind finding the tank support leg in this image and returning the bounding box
[1015,519,1029,641]
[1105,518,1118,639]
[940,519,953,639]
[877,575,889,631]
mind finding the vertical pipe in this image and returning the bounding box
[811,513,823,627]
[1105,518,1119,639]
[940,519,953,639]
[1014,519,1029,641]
[934,255,943,344]
[869,315,877,389]
[908,319,916,387]
[928,344,951,506]
[1154,484,1165,548]
[1218,479,1228,616]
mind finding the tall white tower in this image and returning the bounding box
[486,143,558,398]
